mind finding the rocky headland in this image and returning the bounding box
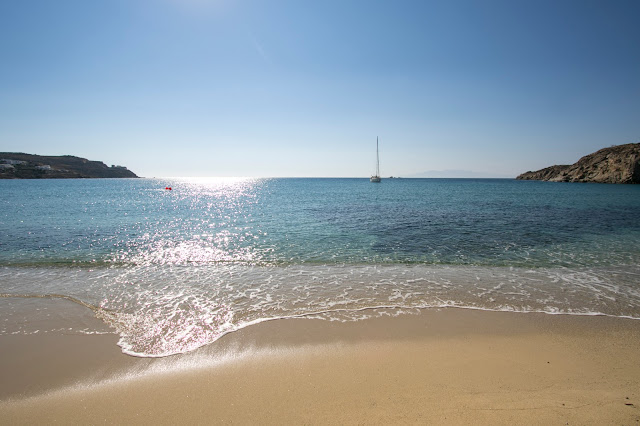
[0,153,138,179]
[516,143,640,184]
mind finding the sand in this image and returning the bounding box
[1,308,639,424]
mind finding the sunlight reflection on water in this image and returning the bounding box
[1,178,640,357]
[112,177,268,266]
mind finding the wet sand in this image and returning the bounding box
[1,308,639,424]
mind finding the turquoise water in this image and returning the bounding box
[1,178,640,356]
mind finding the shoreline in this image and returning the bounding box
[1,308,639,424]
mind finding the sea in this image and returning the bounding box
[1,178,639,357]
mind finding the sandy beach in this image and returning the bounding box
[1,307,639,424]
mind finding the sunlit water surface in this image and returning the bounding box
[1,178,639,356]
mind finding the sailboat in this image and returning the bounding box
[370,137,381,182]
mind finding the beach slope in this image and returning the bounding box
[1,309,639,424]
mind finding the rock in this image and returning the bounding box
[517,143,640,184]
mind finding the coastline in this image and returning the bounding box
[1,307,639,424]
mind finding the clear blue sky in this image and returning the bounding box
[1,0,638,177]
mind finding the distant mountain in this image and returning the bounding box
[408,169,513,178]
[516,143,640,184]
[0,153,138,179]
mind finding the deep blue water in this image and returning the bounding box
[2,178,639,267]
[1,178,639,356]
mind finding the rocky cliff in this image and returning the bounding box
[0,153,138,179]
[516,143,640,184]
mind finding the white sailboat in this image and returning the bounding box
[370,136,381,182]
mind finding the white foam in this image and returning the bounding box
[2,263,640,357]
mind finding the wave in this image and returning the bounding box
[2,262,640,357]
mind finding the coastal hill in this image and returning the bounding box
[516,143,640,184]
[0,153,138,179]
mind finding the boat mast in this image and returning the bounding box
[376,136,380,177]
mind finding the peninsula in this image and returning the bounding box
[0,153,138,179]
[517,143,640,184]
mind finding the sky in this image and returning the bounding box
[1,0,639,178]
